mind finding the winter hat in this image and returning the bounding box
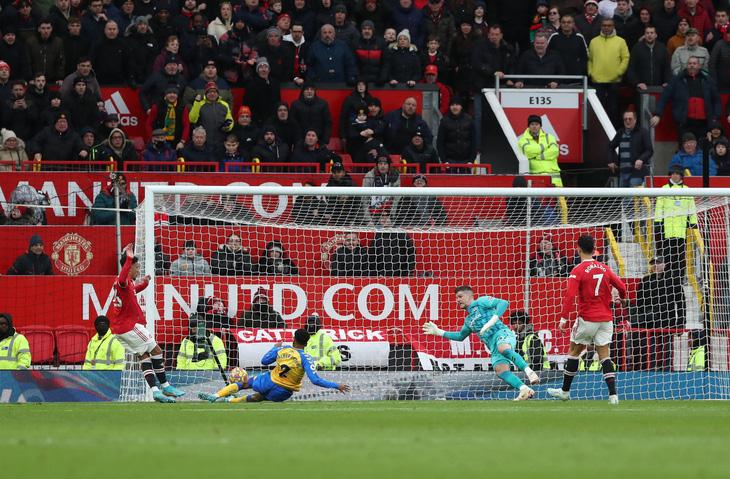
[716,136,729,147]
[205,81,219,92]
[105,114,119,122]
[277,13,291,23]
[253,287,269,303]
[73,76,86,87]
[707,119,723,132]
[256,57,270,71]
[14,205,28,217]
[29,234,43,248]
[681,132,696,144]
[55,112,69,123]
[266,26,281,38]
[397,29,411,42]
[474,0,486,9]
[678,17,690,26]
[367,97,382,107]
[413,173,427,184]
[450,95,463,106]
[334,4,347,14]
[584,0,598,6]
[0,61,10,73]
[94,315,110,327]
[2,24,18,35]
[164,53,179,66]
[301,80,317,91]
[331,161,345,171]
[165,84,179,95]
[133,16,149,27]
[152,128,167,136]
[669,163,685,176]
[425,64,438,75]
[2,129,18,143]
[527,114,542,126]
[377,155,391,164]
[536,0,548,7]
[238,105,252,117]
[361,20,375,30]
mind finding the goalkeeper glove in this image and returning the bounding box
[480,315,499,335]
[422,321,444,337]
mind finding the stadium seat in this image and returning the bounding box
[132,136,145,155]
[54,325,91,364]
[327,138,343,154]
[21,325,56,365]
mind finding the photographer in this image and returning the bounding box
[91,172,138,225]
[176,315,228,370]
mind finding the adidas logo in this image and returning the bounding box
[104,91,139,126]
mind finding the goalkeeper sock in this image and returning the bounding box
[502,348,528,371]
[561,356,580,392]
[601,358,617,396]
[498,371,526,390]
[151,354,167,385]
[217,383,241,398]
[229,395,255,403]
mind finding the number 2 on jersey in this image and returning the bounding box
[278,364,290,378]
[592,274,604,296]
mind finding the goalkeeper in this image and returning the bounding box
[423,286,540,400]
[199,329,350,403]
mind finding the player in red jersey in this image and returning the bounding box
[548,234,627,405]
[114,244,184,403]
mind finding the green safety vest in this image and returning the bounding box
[83,331,125,370]
[687,346,706,372]
[521,333,551,370]
[0,333,31,370]
[304,330,341,370]
[176,335,227,370]
[655,183,698,238]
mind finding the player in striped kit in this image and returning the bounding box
[113,244,184,403]
[423,286,541,401]
[548,234,627,404]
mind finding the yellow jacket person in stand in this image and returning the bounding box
[303,313,341,370]
[518,115,562,186]
[83,315,125,370]
[177,315,227,370]
[0,313,31,369]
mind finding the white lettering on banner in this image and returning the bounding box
[358,284,394,321]
[273,284,307,320]
[236,338,390,368]
[253,182,288,218]
[163,284,197,319]
[68,181,93,217]
[559,144,570,156]
[323,283,354,320]
[39,181,63,216]
[417,352,491,371]
[450,337,472,356]
[82,283,114,320]
[500,91,579,109]
[399,284,438,322]
[540,330,553,353]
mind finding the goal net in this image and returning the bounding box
[123,184,730,401]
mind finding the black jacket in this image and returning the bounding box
[331,245,369,276]
[606,126,654,178]
[402,143,440,173]
[437,110,477,162]
[516,48,566,86]
[387,46,421,83]
[211,244,254,275]
[627,40,672,87]
[238,303,287,329]
[7,250,54,275]
[547,31,588,76]
[290,91,333,145]
[88,36,134,85]
[368,231,416,277]
[28,125,87,165]
[350,35,389,83]
[636,272,685,329]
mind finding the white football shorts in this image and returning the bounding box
[116,324,158,356]
[570,317,613,347]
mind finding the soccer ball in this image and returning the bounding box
[228,367,248,384]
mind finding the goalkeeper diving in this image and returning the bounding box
[423,286,540,400]
[199,328,350,403]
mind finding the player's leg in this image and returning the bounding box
[143,342,184,398]
[117,329,174,403]
[595,322,618,404]
[200,374,251,402]
[548,318,592,401]
[496,331,540,384]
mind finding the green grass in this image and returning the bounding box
[3,401,729,478]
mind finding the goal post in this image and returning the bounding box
[124,185,730,401]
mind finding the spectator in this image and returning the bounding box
[3,80,38,142]
[346,107,374,162]
[303,313,342,370]
[655,164,698,280]
[237,288,287,328]
[179,126,217,170]
[529,232,569,277]
[668,132,717,175]
[588,18,630,126]
[176,316,227,370]
[686,329,706,371]
[255,240,299,275]
[231,106,259,156]
[142,128,178,170]
[384,96,433,155]
[28,113,89,167]
[402,129,440,174]
[211,232,255,275]
[537,4,562,38]
[290,0,317,41]
[655,0,681,45]
[91,172,137,225]
[627,25,672,95]
[0,27,30,83]
[325,162,362,226]
[208,2,234,42]
[81,0,108,42]
[418,64,449,117]
[89,20,135,86]
[437,95,477,173]
[472,1,489,33]
[82,315,125,370]
[48,0,73,39]
[678,0,712,38]
[145,86,190,150]
[62,77,101,133]
[209,194,255,224]
[383,27,397,47]
[703,8,728,51]
[504,176,559,227]
[154,241,170,275]
[330,4,359,43]
[0,129,28,171]
[139,53,188,115]
[575,0,605,43]
[4,204,38,225]
[25,19,65,84]
[708,27,730,88]
[606,110,654,187]
[361,155,401,225]
[509,310,551,371]
[282,20,308,87]
[570,244,604,266]
[387,29,421,87]
[651,56,722,145]
[450,17,477,99]
[290,81,333,145]
[613,0,642,49]
[395,173,447,227]
[63,17,90,77]
[234,0,269,34]
[217,17,257,84]
[26,72,49,110]
[548,14,589,77]
[419,34,450,81]
[515,32,565,89]
[39,91,64,128]
[188,81,234,148]
[149,3,182,48]
[339,79,374,150]
[354,0,392,36]
[351,20,388,85]
[112,0,136,34]
[518,114,562,186]
[60,57,102,104]
[330,231,368,276]
[152,35,189,77]
[291,180,327,224]
[291,129,341,172]
[422,0,456,54]
[391,0,425,48]
[713,136,730,175]
[0,313,31,369]
[180,12,219,78]
[91,128,139,172]
[306,24,357,83]
[671,27,709,73]
[216,133,248,172]
[667,17,697,58]
[6,234,53,275]
[183,60,234,111]
[367,210,416,276]
[634,255,685,370]
[243,58,282,127]
[172,0,203,35]
[250,126,291,168]
[262,101,300,148]
[170,240,212,275]
[256,27,296,83]
[359,97,390,158]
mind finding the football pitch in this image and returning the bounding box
[3,401,728,479]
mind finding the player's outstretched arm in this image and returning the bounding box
[336,383,351,393]
[422,322,444,336]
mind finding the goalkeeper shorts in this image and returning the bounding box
[250,372,294,402]
[486,329,517,367]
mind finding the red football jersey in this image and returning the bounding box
[560,259,627,322]
[112,257,149,334]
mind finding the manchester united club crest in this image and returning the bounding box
[51,233,93,275]
[320,234,344,270]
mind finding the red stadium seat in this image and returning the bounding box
[54,325,91,364]
[21,325,56,365]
